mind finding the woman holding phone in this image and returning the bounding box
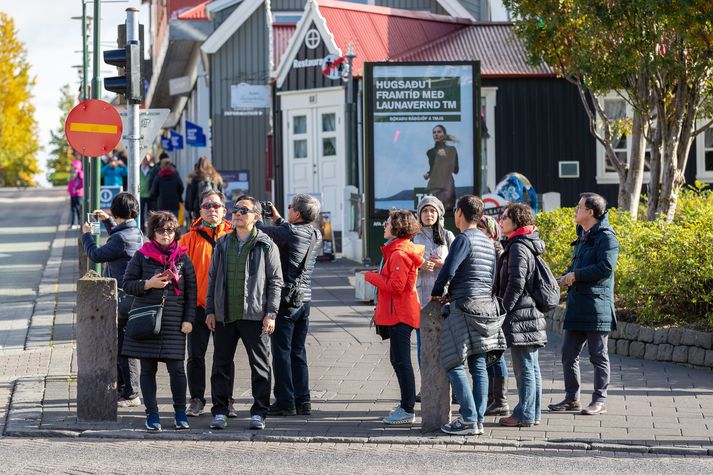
[122,211,197,432]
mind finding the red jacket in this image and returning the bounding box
[365,238,425,328]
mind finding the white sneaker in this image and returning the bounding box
[249,415,265,430]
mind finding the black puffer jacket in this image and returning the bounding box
[121,251,197,360]
[494,231,547,348]
[257,218,322,304]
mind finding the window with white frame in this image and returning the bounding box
[696,123,713,181]
[596,94,651,184]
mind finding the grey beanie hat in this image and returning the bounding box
[417,195,446,224]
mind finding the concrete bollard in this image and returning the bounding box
[77,236,88,276]
[420,301,451,433]
[76,270,117,421]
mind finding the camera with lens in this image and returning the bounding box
[260,201,273,220]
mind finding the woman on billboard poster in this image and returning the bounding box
[423,124,459,210]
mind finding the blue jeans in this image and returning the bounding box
[388,323,416,414]
[271,302,311,408]
[415,328,421,368]
[510,346,542,424]
[447,353,488,423]
[487,352,509,378]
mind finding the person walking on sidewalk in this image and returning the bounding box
[257,194,322,417]
[495,203,547,428]
[478,215,510,417]
[150,157,184,218]
[365,210,424,425]
[80,192,143,408]
[178,190,238,418]
[549,193,620,416]
[432,195,506,436]
[205,197,283,431]
[122,211,197,432]
[67,159,83,229]
[139,153,154,230]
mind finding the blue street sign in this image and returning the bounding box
[100,185,122,209]
[170,129,184,150]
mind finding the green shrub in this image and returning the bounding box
[536,187,713,330]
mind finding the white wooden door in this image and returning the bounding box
[314,106,344,233]
[286,109,315,194]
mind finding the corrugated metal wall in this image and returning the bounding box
[375,0,436,11]
[272,0,307,10]
[210,4,271,198]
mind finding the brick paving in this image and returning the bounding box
[1,190,712,456]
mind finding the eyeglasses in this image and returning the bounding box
[574,205,590,212]
[155,227,176,235]
[201,202,223,210]
[383,220,392,228]
[499,214,509,221]
[232,206,255,215]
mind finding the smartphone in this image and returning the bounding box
[86,213,100,235]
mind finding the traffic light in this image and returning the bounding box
[103,42,143,104]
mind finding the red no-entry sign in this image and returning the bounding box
[65,99,123,157]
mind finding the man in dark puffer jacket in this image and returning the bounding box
[495,202,547,428]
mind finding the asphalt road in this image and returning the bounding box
[0,438,712,474]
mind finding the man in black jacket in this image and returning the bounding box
[258,194,322,416]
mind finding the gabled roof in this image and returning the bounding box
[399,23,555,77]
[201,0,261,54]
[177,1,211,20]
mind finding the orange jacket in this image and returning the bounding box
[179,217,234,308]
[365,238,425,328]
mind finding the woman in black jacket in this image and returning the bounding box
[495,203,547,428]
[122,211,197,432]
[81,192,143,408]
[150,158,184,218]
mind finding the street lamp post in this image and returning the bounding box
[90,0,102,273]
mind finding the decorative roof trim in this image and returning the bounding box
[201,0,262,54]
[436,0,476,21]
[205,0,243,17]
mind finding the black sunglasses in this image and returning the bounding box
[232,206,255,215]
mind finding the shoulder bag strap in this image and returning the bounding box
[293,230,317,286]
[196,228,216,248]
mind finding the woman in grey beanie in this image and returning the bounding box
[413,195,455,401]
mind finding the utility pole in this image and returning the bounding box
[90,0,102,273]
[81,0,90,218]
[125,7,140,200]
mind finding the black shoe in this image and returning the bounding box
[268,404,296,416]
[415,392,421,403]
[296,402,312,416]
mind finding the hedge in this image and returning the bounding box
[535,185,713,331]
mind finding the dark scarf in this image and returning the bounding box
[138,240,187,295]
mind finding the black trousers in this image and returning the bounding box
[117,317,139,399]
[140,358,186,415]
[70,196,81,226]
[211,320,271,418]
[187,306,234,404]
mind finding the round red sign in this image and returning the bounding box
[64,99,123,157]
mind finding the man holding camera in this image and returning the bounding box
[257,194,322,416]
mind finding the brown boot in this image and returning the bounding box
[485,377,510,416]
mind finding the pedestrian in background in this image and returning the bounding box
[550,193,619,416]
[205,197,283,431]
[122,211,197,432]
[185,157,225,221]
[67,159,83,230]
[413,195,454,401]
[139,153,154,230]
[178,190,237,419]
[432,195,505,436]
[495,203,547,427]
[257,194,322,417]
[478,215,510,417]
[365,209,424,425]
[150,157,184,218]
[101,156,127,187]
[80,192,143,408]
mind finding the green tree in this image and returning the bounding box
[47,84,77,186]
[504,0,713,221]
[0,12,39,187]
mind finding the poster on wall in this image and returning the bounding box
[219,170,250,209]
[365,62,480,214]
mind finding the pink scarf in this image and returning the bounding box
[138,240,187,295]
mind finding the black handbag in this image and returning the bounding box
[117,288,134,316]
[282,231,317,308]
[126,287,168,340]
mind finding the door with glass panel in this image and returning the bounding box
[287,109,315,194]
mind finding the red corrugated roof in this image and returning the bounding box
[398,23,555,77]
[273,23,297,69]
[317,0,471,77]
[177,0,210,21]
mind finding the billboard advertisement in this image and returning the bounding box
[365,62,480,215]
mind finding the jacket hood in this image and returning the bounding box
[506,229,546,256]
[381,238,426,268]
[71,159,82,170]
[189,217,233,234]
[576,211,614,238]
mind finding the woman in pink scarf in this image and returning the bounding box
[122,211,197,432]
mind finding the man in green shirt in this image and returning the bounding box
[205,196,283,430]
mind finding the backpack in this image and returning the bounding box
[523,245,560,313]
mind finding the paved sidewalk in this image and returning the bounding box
[1,191,712,456]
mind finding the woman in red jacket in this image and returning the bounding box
[366,209,424,425]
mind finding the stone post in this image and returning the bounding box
[77,236,88,276]
[76,270,117,421]
[420,301,451,433]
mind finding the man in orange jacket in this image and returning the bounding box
[179,190,235,417]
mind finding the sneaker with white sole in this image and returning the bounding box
[227,399,239,418]
[186,398,204,417]
[145,413,162,432]
[175,411,190,430]
[210,414,227,430]
[441,417,477,435]
[117,396,141,408]
[383,406,415,425]
[249,415,265,430]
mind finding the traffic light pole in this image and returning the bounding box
[90,0,101,273]
[126,7,140,202]
[81,0,90,219]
